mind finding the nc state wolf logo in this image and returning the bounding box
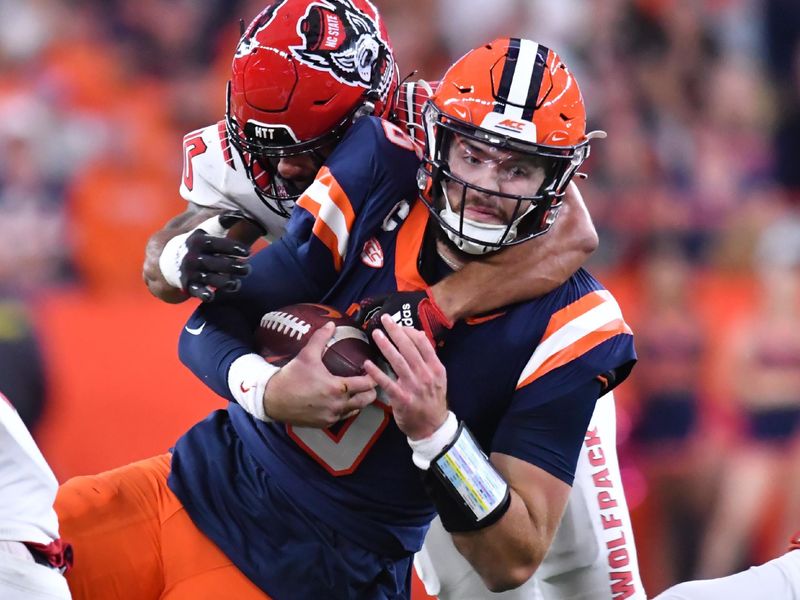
[291,0,395,98]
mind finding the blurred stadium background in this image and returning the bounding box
[2,0,800,596]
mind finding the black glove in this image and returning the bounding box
[180,229,251,302]
[353,289,454,346]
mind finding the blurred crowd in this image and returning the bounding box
[1,0,800,595]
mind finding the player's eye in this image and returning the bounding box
[462,152,482,166]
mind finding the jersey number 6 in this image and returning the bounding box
[287,400,391,476]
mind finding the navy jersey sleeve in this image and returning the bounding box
[492,280,637,484]
[179,116,420,402]
[178,236,328,401]
[286,116,420,277]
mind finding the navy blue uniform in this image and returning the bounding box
[172,117,636,599]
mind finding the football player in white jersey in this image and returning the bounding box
[141,2,647,599]
[653,538,800,600]
[0,392,72,600]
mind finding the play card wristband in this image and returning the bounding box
[408,411,511,532]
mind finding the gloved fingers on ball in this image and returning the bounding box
[186,283,216,303]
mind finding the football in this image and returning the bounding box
[255,303,379,377]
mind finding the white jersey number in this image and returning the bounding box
[182,131,208,191]
[286,400,391,475]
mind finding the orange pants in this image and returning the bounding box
[55,453,271,600]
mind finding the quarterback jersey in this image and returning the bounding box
[0,393,61,545]
[172,116,636,598]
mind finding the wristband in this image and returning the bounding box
[408,411,459,470]
[420,421,511,532]
[158,215,230,289]
[228,353,280,422]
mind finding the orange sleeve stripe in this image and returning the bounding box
[540,290,609,343]
[314,221,344,272]
[318,167,356,226]
[296,193,318,216]
[516,318,632,390]
[295,193,343,271]
[295,167,356,272]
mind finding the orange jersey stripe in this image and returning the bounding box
[296,193,343,271]
[316,167,356,225]
[517,317,632,390]
[540,290,609,343]
[296,167,356,272]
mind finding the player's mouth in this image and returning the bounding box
[464,204,506,224]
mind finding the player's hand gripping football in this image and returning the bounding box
[353,289,454,347]
[264,323,379,428]
[363,314,449,440]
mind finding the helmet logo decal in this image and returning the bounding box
[480,112,537,143]
[291,0,394,98]
[496,119,525,132]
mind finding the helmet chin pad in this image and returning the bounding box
[438,209,517,255]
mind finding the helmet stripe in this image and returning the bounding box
[522,44,549,121]
[495,39,541,121]
[505,39,539,119]
[493,38,521,114]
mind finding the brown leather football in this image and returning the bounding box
[254,303,379,376]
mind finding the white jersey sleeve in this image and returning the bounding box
[0,394,60,544]
[179,121,289,238]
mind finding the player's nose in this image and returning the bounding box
[276,155,318,182]
[471,164,503,194]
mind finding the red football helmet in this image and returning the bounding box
[418,38,603,254]
[226,0,398,216]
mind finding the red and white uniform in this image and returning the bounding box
[179,121,291,238]
[0,393,71,599]
[653,550,800,599]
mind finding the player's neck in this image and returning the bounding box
[436,239,467,271]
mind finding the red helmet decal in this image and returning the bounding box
[291,0,395,98]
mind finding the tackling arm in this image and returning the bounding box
[431,182,598,320]
[143,203,264,303]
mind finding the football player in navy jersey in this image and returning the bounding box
[142,6,648,596]
[55,38,638,600]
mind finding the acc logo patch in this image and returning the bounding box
[360,237,384,268]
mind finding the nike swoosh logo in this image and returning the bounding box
[184,322,206,335]
[240,382,252,393]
